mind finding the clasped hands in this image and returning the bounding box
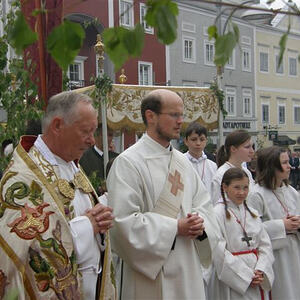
[85,203,114,234]
[251,270,264,287]
[284,215,300,232]
[177,213,205,239]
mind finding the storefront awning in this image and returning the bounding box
[273,135,296,146]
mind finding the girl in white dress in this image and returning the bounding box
[209,167,274,300]
[211,130,255,205]
[248,146,300,300]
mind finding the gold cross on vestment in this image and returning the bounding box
[168,170,184,196]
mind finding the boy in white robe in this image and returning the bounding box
[107,89,219,300]
[184,122,217,196]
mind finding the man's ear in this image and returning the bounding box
[50,117,64,135]
[145,109,156,125]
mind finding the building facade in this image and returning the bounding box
[255,14,300,150]
[63,0,167,150]
[170,1,257,146]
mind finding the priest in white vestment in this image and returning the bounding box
[107,89,219,300]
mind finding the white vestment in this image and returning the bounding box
[184,151,217,196]
[211,162,254,205]
[208,199,274,300]
[107,134,218,300]
[248,184,300,300]
[33,136,104,300]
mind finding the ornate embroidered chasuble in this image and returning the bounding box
[0,136,116,299]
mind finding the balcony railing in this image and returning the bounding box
[68,80,86,90]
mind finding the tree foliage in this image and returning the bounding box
[46,20,85,71]
[0,38,43,170]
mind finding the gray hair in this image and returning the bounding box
[42,91,95,132]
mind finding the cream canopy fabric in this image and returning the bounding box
[76,84,219,131]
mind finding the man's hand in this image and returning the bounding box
[85,203,114,234]
[177,213,205,239]
[250,270,264,287]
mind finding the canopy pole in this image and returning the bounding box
[94,34,109,179]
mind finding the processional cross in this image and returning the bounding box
[168,170,184,196]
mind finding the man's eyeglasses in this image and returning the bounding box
[158,112,184,120]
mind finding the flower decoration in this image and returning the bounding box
[8,203,54,240]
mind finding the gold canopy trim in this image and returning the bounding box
[75,84,219,131]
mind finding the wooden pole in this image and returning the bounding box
[35,0,47,107]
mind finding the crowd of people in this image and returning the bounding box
[0,89,299,300]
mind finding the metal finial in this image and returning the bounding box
[119,68,127,84]
[94,34,105,71]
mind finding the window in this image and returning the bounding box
[67,56,87,89]
[183,37,195,63]
[225,49,235,70]
[243,89,252,116]
[260,52,268,72]
[242,49,251,72]
[140,3,153,34]
[69,64,80,82]
[120,0,134,27]
[294,106,300,124]
[275,54,284,74]
[204,41,214,66]
[138,61,153,85]
[225,87,236,116]
[262,104,269,124]
[278,105,285,124]
[289,57,297,76]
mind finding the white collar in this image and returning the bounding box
[34,135,58,166]
[143,133,173,152]
[186,151,206,163]
[94,145,103,156]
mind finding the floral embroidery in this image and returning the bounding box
[0,171,44,218]
[8,203,54,240]
[29,221,80,299]
[32,147,77,221]
[0,172,27,218]
[29,180,44,206]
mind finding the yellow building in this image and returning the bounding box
[255,14,300,150]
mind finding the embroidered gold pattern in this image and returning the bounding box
[57,179,75,200]
[73,172,93,194]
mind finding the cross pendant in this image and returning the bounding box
[241,232,252,247]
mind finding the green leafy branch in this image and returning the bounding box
[208,21,239,67]
[91,74,113,108]
[6,9,85,72]
[210,79,227,118]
